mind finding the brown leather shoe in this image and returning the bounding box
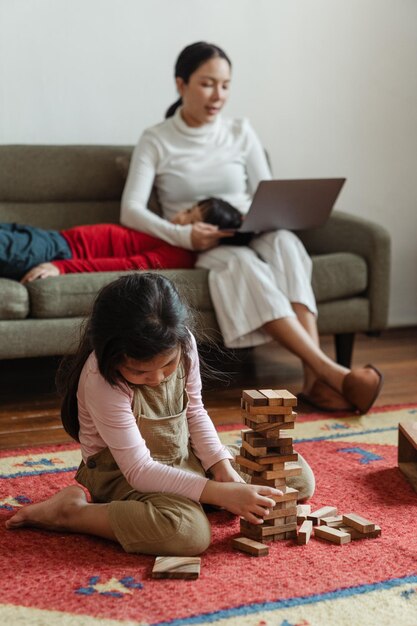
[298,380,355,413]
[342,364,383,414]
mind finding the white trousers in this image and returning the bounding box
[196,230,317,349]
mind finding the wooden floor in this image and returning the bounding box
[1,327,416,450]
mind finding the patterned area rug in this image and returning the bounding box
[1,404,417,626]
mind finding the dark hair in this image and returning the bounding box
[198,197,242,230]
[165,41,232,118]
[56,273,193,441]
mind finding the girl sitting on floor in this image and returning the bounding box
[5,272,315,555]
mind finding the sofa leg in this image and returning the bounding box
[334,333,354,368]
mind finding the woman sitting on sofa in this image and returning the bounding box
[0,198,239,283]
[119,40,384,415]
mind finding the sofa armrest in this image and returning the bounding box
[297,210,391,331]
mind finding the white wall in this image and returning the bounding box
[1,0,416,327]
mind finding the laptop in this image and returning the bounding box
[236,178,346,233]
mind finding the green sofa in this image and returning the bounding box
[0,145,391,366]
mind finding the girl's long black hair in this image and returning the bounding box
[56,272,194,442]
[165,41,232,118]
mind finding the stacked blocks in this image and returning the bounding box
[237,389,300,543]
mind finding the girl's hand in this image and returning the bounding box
[191,222,233,251]
[209,459,245,483]
[200,481,282,525]
[20,263,60,284]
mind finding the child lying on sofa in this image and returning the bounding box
[0,198,241,283]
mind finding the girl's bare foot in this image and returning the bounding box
[5,485,88,532]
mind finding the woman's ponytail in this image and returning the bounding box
[165,97,183,119]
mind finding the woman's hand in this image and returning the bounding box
[200,480,282,525]
[208,459,245,483]
[191,222,234,251]
[20,263,60,284]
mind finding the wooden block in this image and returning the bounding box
[241,439,267,457]
[319,515,344,528]
[398,422,417,492]
[342,513,376,533]
[258,389,284,405]
[240,520,297,541]
[307,506,338,525]
[242,430,269,447]
[245,419,295,433]
[243,430,293,448]
[152,556,201,579]
[273,500,297,510]
[270,486,299,503]
[242,390,269,406]
[264,516,287,527]
[398,422,417,461]
[244,404,293,416]
[242,412,294,425]
[264,505,297,521]
[297,520,313,545]
[236,454,264,472]
[262,466,302,480]
[285,530,298,540]
[398,461,417,493]
[314,526,351,545]
[339,525,382,540]
[274,389,298,406]
[257,453,298,465]
[231,536,269,556]
[258,464,302,480]
[250,476,287,487]
[296,504,311,524]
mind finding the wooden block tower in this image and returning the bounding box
[237,389,301,543]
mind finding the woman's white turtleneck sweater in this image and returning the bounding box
[120,107,271,251]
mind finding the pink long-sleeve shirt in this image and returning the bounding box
[77,334,232,502]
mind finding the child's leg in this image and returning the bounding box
[108,492,211,556]
[0,223,71,280]
[5,485,211,556]
[5,486,116,541]
[286,453,315,501]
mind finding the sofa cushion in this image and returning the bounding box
[312,253,367,303]
[26,253,366,320]
[0,146,133,202]
[26,269,213,319]
[0,279,29,319]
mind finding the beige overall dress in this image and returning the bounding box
[75,367,315,555]
[76,367,212,556]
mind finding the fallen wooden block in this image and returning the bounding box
[342,513,376,533]
[232,536,269,556]
[297,520,313,545]
[319,515,344,527]
[152,556,201,579]
[296,504,312,524]
[339,525,382,540]
[307,506,338,525]
[314,526,351,545]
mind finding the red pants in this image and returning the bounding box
[53,224,195,273]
